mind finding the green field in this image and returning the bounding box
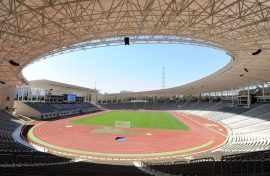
[71,111,190,130]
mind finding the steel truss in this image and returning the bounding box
[0,0,270,97]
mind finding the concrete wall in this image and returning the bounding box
[91,93,98,103]
[14,101,41,118]
[0,85,16,110]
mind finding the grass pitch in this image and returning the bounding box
[71,111,189,130]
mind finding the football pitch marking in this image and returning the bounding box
[71,110,190,130]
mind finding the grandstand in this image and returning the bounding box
[1,0,270,175]
[178,102,270,154]
[0,110,70,166]
[14,80,99,119]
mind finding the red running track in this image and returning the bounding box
[28,111,228,159]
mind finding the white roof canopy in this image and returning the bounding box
[1,0,270,97]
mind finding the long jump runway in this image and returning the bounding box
[28,111,227,160]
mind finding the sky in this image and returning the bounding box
[22,44,230,94]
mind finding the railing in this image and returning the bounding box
[144,150,270,176]
[0,151,72,167]
[222,150,270,176]
[256,96,270,103]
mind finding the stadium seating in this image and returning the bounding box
[24,102,99,119]
[25,102,97,112]
[0,110,71,166]
[1,100,270,175]
[0,111,32,152]
[0,151,70,165]
[99,101,182,110]
[0,161,150,176]
[143,150,270,176]
[177,102,270,155]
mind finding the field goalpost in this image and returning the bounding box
[115,121,131,128]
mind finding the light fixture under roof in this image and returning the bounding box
[252,49,262,56]
[9,60,20,66]
[124,37,129,45]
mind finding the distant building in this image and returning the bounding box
[120,90,133,93]
[15,79,98,103]
[14,79,99,119]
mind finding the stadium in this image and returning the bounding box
[0,0,270,175]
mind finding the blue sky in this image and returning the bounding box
[23,44,230,94]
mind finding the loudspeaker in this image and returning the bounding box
[124,37,129,45]
[9,60,20,66]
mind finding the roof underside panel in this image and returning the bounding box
[0,0,270,96]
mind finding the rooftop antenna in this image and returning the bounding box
[162,67,165,89]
